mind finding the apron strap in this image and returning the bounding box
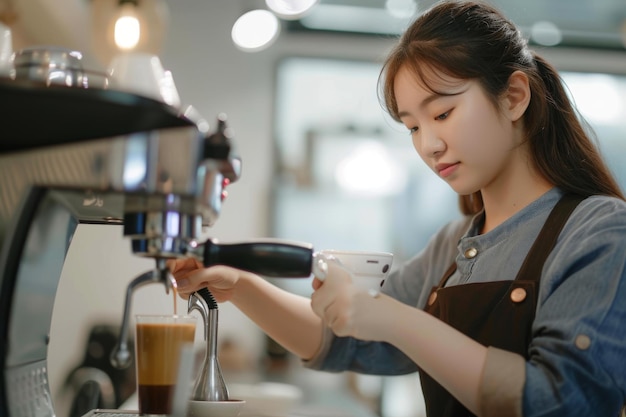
[513,193,585,282]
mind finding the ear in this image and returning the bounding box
[502,70,531,122]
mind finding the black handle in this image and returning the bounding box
[202,239,314,278]
[196,287,218,310]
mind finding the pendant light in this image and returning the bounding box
[265,0,319,20]
[91,0,170,67]
[114,0,141,50]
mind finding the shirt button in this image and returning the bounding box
[428,291,438,306]
[575,334,591,350]
[464,247,478,259]
[510,287,527,303]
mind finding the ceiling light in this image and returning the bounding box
[91,0,170,67]
[530,21,562,46]
[385,0,417,19]
[265,0,319,20]
[114,0,141,50]
[231,9,280,52]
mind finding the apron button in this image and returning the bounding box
[428,291,438,306]
[464,247,478,258]
[510,287,527,303]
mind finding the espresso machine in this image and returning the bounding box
[0,48,319,417]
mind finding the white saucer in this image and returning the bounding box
[228,382,303,416]
[187,399,246,417]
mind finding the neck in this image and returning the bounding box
[480,157,553,234]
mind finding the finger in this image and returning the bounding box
[175,289,192,300]
[325,261,353,286]
[171,260,217,289]
[310,289,333,320]
[310,264,349,319]
[167,257,200,275]
[174,265,240,303]
[312,277,324,290]
[165,258,177,272]
[323,300,351,336]
[174,268,209,292]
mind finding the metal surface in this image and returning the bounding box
[81,411,139,417]
[12,46,109,88]
[5,360,53,417]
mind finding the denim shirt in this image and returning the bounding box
[304,188,626,416]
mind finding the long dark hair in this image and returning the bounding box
[379,0,625,214]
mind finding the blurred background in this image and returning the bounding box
[2,0,624,416]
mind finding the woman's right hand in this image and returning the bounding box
[166,258,246,302]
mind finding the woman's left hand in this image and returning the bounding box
[310,260,386,341]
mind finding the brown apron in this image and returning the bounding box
[419,194,584,417]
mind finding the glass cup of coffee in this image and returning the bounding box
[135,314,197,415]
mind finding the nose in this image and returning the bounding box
[416,125,445,158]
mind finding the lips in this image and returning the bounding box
[435,162,459,178]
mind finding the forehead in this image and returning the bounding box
[395,63,467,95]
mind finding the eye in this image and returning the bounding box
[435,110,452,120]
[408,126,419,134]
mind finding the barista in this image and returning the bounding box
[168,1,626,416]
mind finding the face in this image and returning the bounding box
[393,64,523,196]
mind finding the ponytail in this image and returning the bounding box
[526,54,625,200]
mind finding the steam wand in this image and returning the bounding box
[110,258,174,369]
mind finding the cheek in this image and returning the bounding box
[456,107,509,153]
[410,136,420,154]
[411,136,430,164]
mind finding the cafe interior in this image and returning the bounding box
[0,0,625,416]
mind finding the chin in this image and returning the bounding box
[447,183,477,196]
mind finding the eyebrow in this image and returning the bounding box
[397,89,466,119]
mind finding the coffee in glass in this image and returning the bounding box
[135,315,196,415]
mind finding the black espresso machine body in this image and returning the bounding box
[0,70,256,417]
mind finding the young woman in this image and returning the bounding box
[169,1,626,416]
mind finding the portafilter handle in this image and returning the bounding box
[197,238,315,277]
